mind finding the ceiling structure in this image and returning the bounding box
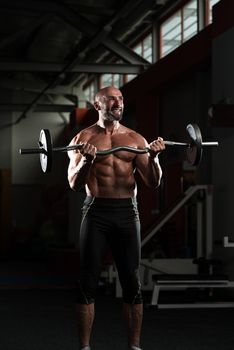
[0,0,175,117]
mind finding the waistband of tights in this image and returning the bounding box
[84,196,137,207]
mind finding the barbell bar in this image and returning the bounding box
[19,123,219,173]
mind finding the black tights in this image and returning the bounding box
[77,196,142,304]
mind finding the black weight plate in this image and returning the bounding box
[39,129,53,173]
[186,123,203,166]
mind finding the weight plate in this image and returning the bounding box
[39,129,53,173]
[186,123,203,166]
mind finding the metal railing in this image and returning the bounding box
[141,185,213,259]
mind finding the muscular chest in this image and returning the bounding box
[89,133,137,162]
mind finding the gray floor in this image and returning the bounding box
[0,288,234,350]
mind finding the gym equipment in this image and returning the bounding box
[150,274,234,309]
[19,123,218,173]
[224,236,234,248]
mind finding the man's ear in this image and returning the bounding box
[94,101,101,110]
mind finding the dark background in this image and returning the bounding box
[0,1,234,349]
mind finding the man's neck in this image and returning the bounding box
[97,119,120,134]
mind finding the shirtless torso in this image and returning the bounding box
[68,122,162,198]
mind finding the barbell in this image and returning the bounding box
[19,123,218,173]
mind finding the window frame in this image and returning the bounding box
[159,0,198,58]
[158,0,220,59]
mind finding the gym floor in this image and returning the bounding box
[0,287,234,350]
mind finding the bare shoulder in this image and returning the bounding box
[70,123,98,144]
[120,125,148,147]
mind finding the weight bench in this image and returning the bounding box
[150,274,234,308]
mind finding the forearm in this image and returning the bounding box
[68,157,93,191]
[145,155,162,188]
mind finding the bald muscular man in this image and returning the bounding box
[68,86,165,350]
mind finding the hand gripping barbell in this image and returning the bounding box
[19,123,218,173]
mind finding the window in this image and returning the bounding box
[161,10,182,57]
[99,33,152,88]
[207,0,220,24]
[133,33,153,63]
[183,1,198,41]
[113,74,122,88]
[83,81,95,104]
[83,1,222,93]
[125,74,137,83]
[160,0,198,58]
[100,74,112,88]
[124,32,152,83]
[159,0,222,58]
[100,73,123,89]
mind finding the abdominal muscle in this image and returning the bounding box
[85,155,137,198]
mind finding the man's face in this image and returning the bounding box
[100,93,124,121]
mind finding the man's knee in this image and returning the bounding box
[121,270,143,304]
[123,290,143,304]
[77,278,96,304]
[77,294,95,304]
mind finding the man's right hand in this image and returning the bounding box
[79,142,97,162]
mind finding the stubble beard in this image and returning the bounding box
[106,108,123,122]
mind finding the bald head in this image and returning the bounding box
[94,86,124,122]
[95,86,122,102]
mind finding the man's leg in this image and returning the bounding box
[76,303,94,349]
[109,199,143,349]
[77,197,110,349]
[123,303,143,349]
